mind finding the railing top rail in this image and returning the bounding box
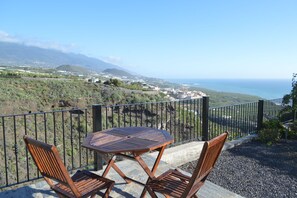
[209,101,259,109]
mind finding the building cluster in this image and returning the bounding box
[85,73,206,101]
[160,88,206,100]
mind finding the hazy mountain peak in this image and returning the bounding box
[0,41,123,72]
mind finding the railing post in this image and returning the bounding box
[202,96,209,141]
[92,104,103,171]
[257,100,264,132]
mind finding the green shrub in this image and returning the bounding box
[278,106,294,122]
[258,119,285,144]
[288,121,297,139]
[258,128,280,144]
[103,78,122,87]
[262,119,283,129]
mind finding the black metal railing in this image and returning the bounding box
[0,97,286,189]
[208,101,259,140]
[263,99,284,120]
[99,99,203,144]
[0,109,94,189]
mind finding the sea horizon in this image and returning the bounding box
[166,78,292,100]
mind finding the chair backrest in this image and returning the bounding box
[183,132,228,197]
[23,135,81,197]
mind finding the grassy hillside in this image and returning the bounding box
[0,77,165,115]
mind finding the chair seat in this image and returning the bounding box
[24,136,114,197]
[53,170,114,198]
[147,169,191,197]
[145,132,228,198]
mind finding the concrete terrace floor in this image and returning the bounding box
[0,135,255,198]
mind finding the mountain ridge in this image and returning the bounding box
[0,41,123,72]
[103,68,135,78]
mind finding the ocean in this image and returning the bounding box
[167,79,292,100]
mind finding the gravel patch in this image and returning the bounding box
[179,140,297,198]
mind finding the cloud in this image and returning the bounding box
[25,39,77,53]
[0,30,77,53]
[100,56,139,71]
[101,56,124,65]
[0,31,20,43]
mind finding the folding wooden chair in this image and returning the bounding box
[24,135,114,198]
[145,132,228,198]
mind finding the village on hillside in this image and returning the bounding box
[0,65,207,101]
[85,71,207,101]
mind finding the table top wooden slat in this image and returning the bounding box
[82,127,174,153]
[100,137,158,152]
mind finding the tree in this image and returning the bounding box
[103,78,122,87]
[111,79,122,87]
[282,73,297,121]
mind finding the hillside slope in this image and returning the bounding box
[56,65,91,74]
[103,68,135,78]
[0,77,164,114]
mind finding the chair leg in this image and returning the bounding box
[103,181,115,198]
[140,186,147,198]
[146,186,158,198]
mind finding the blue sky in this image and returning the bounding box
[0,0,296,79]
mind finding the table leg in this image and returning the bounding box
[102,155,131,184]
[140,146,166,198]
[134,155,155,179]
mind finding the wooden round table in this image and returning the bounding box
[82,127,173,197]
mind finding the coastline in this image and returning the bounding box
[166,78,291,100]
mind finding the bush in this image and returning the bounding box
[258,119,285,144]
[288,121,297,139]
[258,128,280,145]
[103,78,122,87]
[262,119,283,129]
[278,106,294,122]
